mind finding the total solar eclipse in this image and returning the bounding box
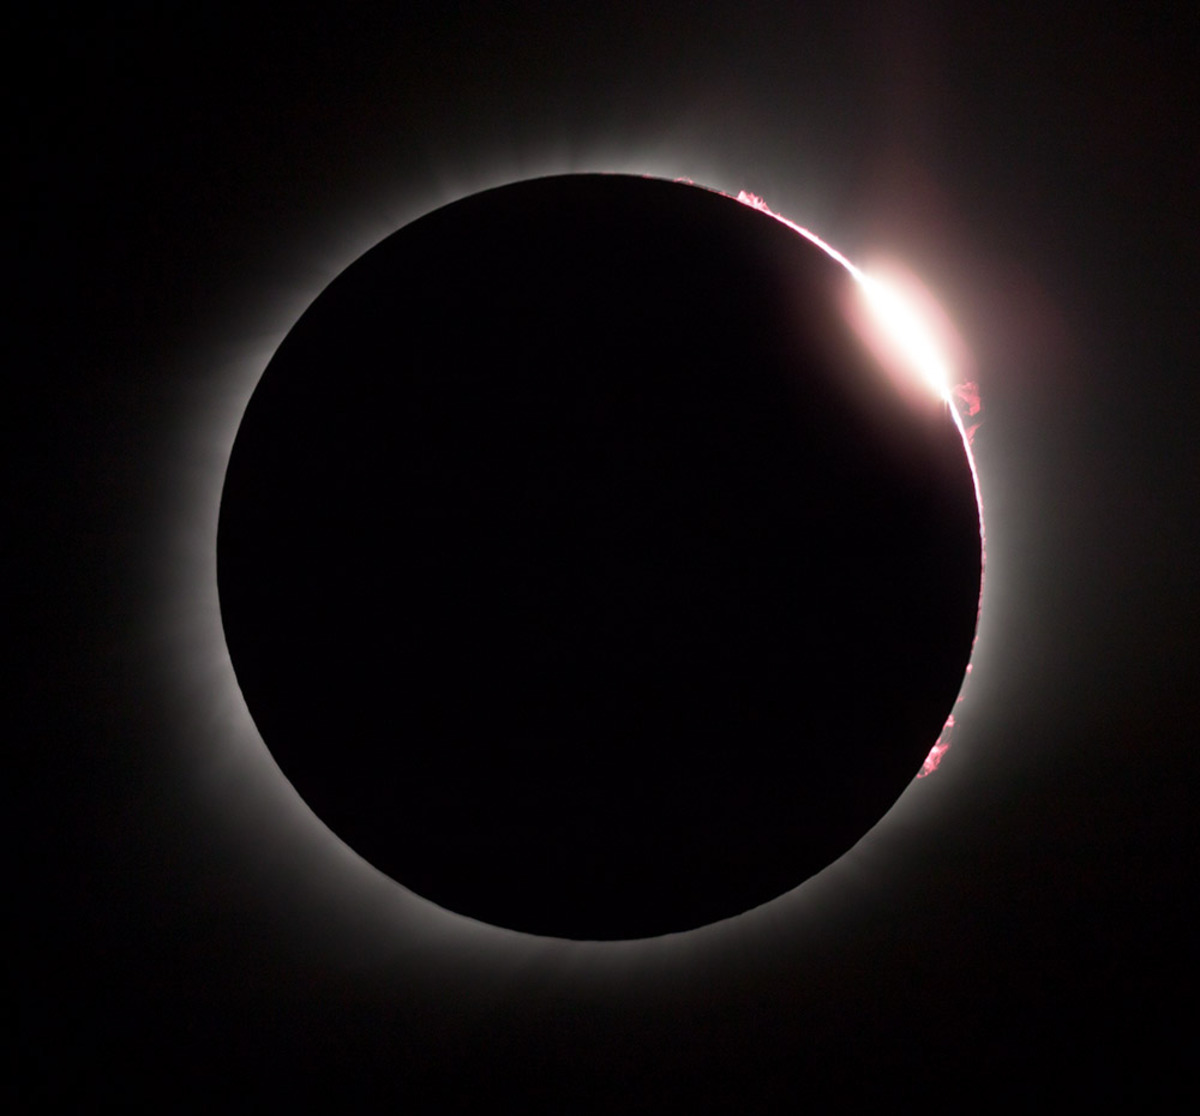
[217,174,982,940]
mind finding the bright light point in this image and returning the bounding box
[856,269,955,403]
[734,192,963,405]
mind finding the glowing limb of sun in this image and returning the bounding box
[734,190,985,776]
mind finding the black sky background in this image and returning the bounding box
[14,2,1198,1108]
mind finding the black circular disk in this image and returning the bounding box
[217,174,981,939]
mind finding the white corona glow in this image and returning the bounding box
[151,163,989,956]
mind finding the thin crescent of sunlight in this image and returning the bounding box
[734,190,984,776]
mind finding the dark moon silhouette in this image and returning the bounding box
[217,174,981,940]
